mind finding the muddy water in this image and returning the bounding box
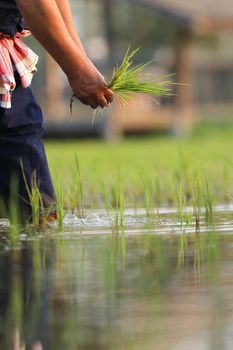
[0,207,233,350]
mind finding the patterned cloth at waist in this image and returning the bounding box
[0,31,38,109]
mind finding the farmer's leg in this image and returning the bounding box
[0,73,56,220]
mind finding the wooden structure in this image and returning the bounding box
[131,0,233,33]
[124,0,233,135]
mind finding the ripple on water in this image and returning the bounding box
[0,205,233,235]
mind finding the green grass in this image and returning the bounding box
[45,123,233,217]
[2,123,232,228]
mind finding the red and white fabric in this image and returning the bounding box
[0,30,38,108]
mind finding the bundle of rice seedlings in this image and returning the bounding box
[108,46,176,104]
[70,46,179,116]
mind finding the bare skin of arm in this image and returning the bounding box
[54,0,86,55]
[15,0,114,109]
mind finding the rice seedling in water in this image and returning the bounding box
[192,174,202,231]
[54,183,65,228]
[175,152,193,203]
[21,161,57,229]
[139,168,154,219]
[176,183,186,229]
[75,154,85,218]
[154,176,162,223]
[111,181,125,231]
[100,179,125,232]
[118,181,125,229]
[21,162,43,228]
[202,170,215,224]
[108,46,176,105]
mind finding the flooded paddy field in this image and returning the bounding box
[0,205,233,350]
[1,128,233,349]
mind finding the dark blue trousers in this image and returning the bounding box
[0,72,56,219]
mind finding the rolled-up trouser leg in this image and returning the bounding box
[0,73,56,221]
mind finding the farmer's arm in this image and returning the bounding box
[15,0,113,108]
[55,0,86,55]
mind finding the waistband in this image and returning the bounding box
[0,10,25,36]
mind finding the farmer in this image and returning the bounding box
[0,0,114,222]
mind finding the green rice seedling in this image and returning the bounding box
[54,183,65,228]
[184,209,193,226]
[111,184,119,229]
[192,174,202,231]
[108,46,176,104]
[154,176,162,223]
[28,174,44,228]
[21,162,43,228]
[176,178,192,226]
[75,154,85,218]
[176,183,186,229]
[109,180,125,231]
[118,181,125,229]
[21,166,56,230]
[100,181,118,232]
[176,152,192,204]
[202,170,215,224]
[139,168,154,219]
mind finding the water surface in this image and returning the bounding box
[0,207,233,350]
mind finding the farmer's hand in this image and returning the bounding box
[68,59,114,109]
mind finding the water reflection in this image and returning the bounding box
[0,225,232,349]
[0,239,55,350]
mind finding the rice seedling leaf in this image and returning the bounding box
[108,46,183,103]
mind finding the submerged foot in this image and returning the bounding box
[39,210,57,229]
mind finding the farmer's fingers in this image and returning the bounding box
[103,88,114,103]
[95,94,109,108]
[86,92,108,109]
[75,90,113,109]
[77,95,97,109]
[89,99,98,109]
[89,103,98,109]
[78,96,89,106]
[77,95,101,109]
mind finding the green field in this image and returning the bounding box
[45,123,233,218]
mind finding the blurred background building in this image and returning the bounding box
[27,0,233,139]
